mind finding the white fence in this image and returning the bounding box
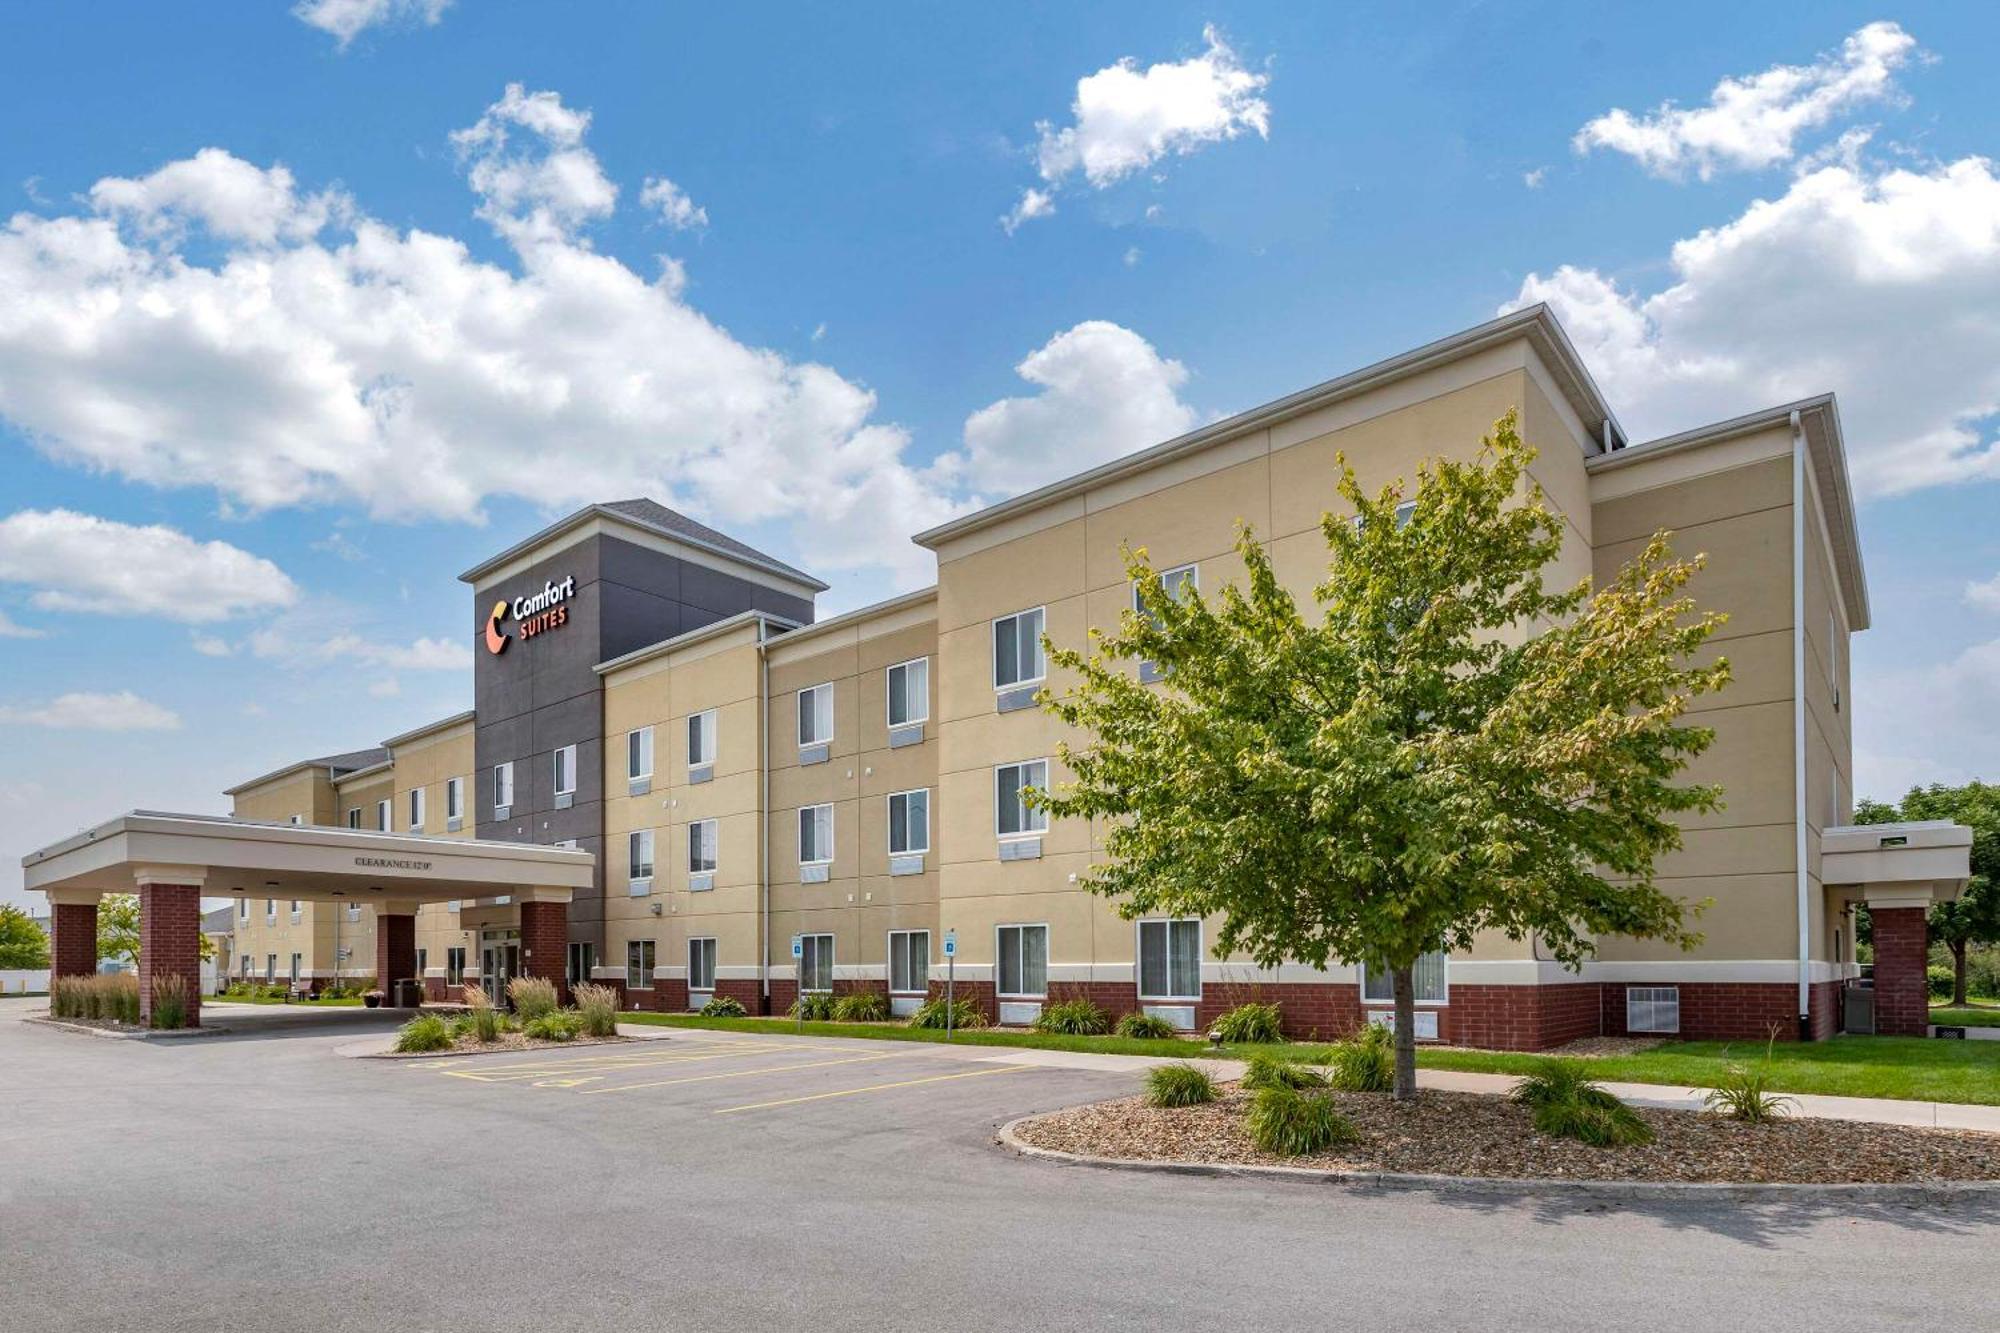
[1,969,51,995]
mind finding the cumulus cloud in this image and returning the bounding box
[1855,637,2000,796]
[0,691,181,731]
[0,509,298,623]
[245,601,470,672]
[294,0,450,50]
[1575,21,1919,180]
[639,176,708,231]
[1968,573,2000,613]
[0,610,47,639]
[1506,155,2000,496]
[943,321,1198,496]
[1007,25,1269,228]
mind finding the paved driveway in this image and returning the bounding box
[2,997,1995,1333]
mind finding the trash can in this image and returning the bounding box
[392,978,424,1009]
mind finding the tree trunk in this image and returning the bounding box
[1392,964,1418,1102]
[1952,939,1969,1008]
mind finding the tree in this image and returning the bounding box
[1036,413,1729,1100]
[1857,782,1999,1005]
[0,904,49,970]
[93,895,217,969]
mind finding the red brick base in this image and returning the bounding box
[50,901,98,981]
[137,882,202,1029]
[375,914,417,1007]
[518,901,568,1003]
[1870,907,1930,1037]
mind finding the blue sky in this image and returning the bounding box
[4,3,1999,908]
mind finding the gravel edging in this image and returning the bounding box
[994,1117,2000,1204]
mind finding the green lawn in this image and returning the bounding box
[1931,1002,2000,1029]
[210,994,366,1007]
[622,1012,2000,1106]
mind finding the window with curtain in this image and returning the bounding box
[997,924,1048,997]
[1138,919,1201,999]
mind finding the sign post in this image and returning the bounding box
[943,929,957,1041]
[791,934,803,1031]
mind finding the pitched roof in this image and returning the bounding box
[202,907,235,934]
[223,746,391,796]
[458,498,826,591]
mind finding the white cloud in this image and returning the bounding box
[1968,573,2000,613]
[294,0,450,50]
[1001,187,1055,234]
[367,677,401,698]
[0,509,298,623]
[1506,155,2000,496]
[0,691,180,731]
[90,149,343,245]
[1122,246,1141,267]
[245,603,469,672]
[452,84,619,248]
[943,321,1198,496]
[1855,638,2000,796]
[189,633,233,657]
[1575,21,1919,180]
[639,176,708,231]
[0,610,47,639]
[1523,167,1548,189]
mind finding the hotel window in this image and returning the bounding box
[888,789,929,855]
[238,898,249,921]
[566,942,594,988]
[1134,564,1197,679]
[798,804,834,866]
[797,684,832,747]
[688,937,717,993]
[265,898,276,923]
[240,956,252,979]
[346,807,361,829]
[995,760,1049,838]
[628,726,654,780]
[992,607,1045,690]
[1361,951,1448,1005]
[265,954,276,982]
[289,900,301,923]
[1138,920,1202,1000]
[687,819,719,879]
[288,953,301,986]
[626,939,656,990]
[446,776,463,821]
[416,948,428,977]
[408,787,426,832]
[996,924,1048,998]
[886,657,929,727]
[628,829,656,885]
[375,799,390,831]
[446,947,466,985]
[687,710,717,768]
[553,744,577,797]
[799,933,834,993]
[888,929,930,994]
[493,761,514,812]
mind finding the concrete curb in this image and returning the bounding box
[994,1116,2000,1206]
[26,1015,227,1041]
[355,1034,639,1060]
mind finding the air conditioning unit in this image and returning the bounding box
[1626,986,1680,1034]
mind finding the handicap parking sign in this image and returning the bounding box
[943,930,956,957]
[791,934,802,959]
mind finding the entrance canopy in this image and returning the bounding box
[1821,820,1972,910]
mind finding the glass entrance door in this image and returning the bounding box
[481,941,520,1007]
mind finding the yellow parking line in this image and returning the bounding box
[436,1043,796,1083]
[712,1063,1033,1114]
[577,1050,912,1095]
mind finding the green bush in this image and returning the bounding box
[790,991,838,1021]
[1245,1086,1360,1156]
[523,1010,583,1042]
[1145,1063,1219,1108]
[907,995,988,1029]
[463,982,503,1042]
[832,990,890,1022]
[394,1013,454,1053]
[1033,996,1111,1035]
[508,976,560,1021]
[1702,1038,1796,1124]
[1327,1022,1395,1093]
[1928,965,1955,1000]
[1241,1053,1329,1091]
[1511,1057,1654,1146]
[573,983,620,1036]
[149,974,191,1030]
[1212,1002,1284,1044]
[1114,1011,1178,1039]
[700,995,748,1018]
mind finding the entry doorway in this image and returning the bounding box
[481,928,521,1008]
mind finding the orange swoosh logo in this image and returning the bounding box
[484,600,509,655]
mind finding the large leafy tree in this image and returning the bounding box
[1856,782,1998,1005]
[0,904,50,970]
[95,894,217,969]
[1036,413,1729,1099]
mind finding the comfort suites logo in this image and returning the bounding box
[485,574,577,655]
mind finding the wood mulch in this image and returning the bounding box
[1011,1087,2000,1184]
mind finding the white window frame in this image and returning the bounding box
[994,759,1049,839]
[264,954,276,982]
[626,939,656,991]
[345,807,361,829]
[797,684,833,747]
[995,923,1049,999]
[628,726,654,780]
[1359,952,1449,1007]
[375,799,390,832]
[1136,918,1203,1001]
[553,743,577,797]
[1133,563,1198,623]
[628,829,656,885]
[798,933,834,993]
[885,656,930,728]
[688,937,717,993]
[493,761,514,811]
[688,818,719,875]
[408,786,426,832]
[991,607,1046,691]
[238,898,249,922]
[888,929,930,995]
[798,803,834,866]
[446,947,466,985]
[687,709,717,769]
[1626,985,1681,1035]
[887,788,930,856]
[445,776,463,821]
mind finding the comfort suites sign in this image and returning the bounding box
[484,574,577,655]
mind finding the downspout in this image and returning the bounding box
[758,618,771,1012]
[1790,410,1812,1040]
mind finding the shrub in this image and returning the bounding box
[523,1010,583,1042]
[449,1014,477,1039]
[908,995,988,1029]
[508,976,560,1022]
[149,974,191,1030]
[52,973,141,1024]
[699,995,748,1018]
[832,990,890,1022]
[1327,1022,1395,1093]
[1145,1063,1219,1108]
[1928,965,1955,1000]
[1114,1011,1178,1039]
[573,983,620,1037]
[1033,996,1111,1036]
[1242,1053,1329,1091]
[462,982,502,1042]
[394,1013,454,1053]
[1212,1002,1284,1044]
[1246,1086,1360,1156]
[790,992,838,1021]
[1511,1058,1654,1146]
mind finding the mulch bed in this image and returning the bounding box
[1011,1087,2000,1184]
[369,1032,632,1059]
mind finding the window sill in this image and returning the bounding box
[995,686,1039,714]
[997,837,1043,861]
[627,879,654,897]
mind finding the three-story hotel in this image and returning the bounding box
[47,306,1973,1045]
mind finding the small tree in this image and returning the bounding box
[1037,413,1729,1099]
[1857,782,1998,1006]
[0,904,50,970]
[95,894,216,969]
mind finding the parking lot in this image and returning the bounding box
[4,996,1997,1333]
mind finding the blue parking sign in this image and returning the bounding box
[791,934,802,959]
[943,930,956,958]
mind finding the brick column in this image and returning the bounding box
[50,900,100,981]
[376,913,418,1007]
[519,900,568,1003]
[1871,906,1930,1037]
[138,881,202,1029]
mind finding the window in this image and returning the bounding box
[238,898,249,921]
[1626,986,1680,1034]
[1138,920,1202,1000]
[627,726,654,780]
[688,937,717,993]
[446,947,466,985]
[687,710,717,768]
[265,954,276,982]
[992,608,1045,689]
[240,955,252,979]
[493,761,514,811]
[996,924,1048,997]
[1134,564,1198,626]
[416,948,428,977]
[345,807,361,829]
[288,953,301,985]
[1361,951,1448,1005]
[888,929,930,994]
[798,804,834,865]
[888,789,929,855]
[408,786,426,831]
[886,657,929,727]
[627,939,656,990]
[688,819,718,874]
[375,799,390,831]
[628,829,656,883]
[567,942,594,988]
[797,684,832,747]
[995,760,1049,838]
[265,898,276,922]
[799,934,834,992]
[553,744,577,797]
[345,903,360,922]
[446,776,464,821]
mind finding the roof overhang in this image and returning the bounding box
[458,503,828,594]
[1821,821,1971,909]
